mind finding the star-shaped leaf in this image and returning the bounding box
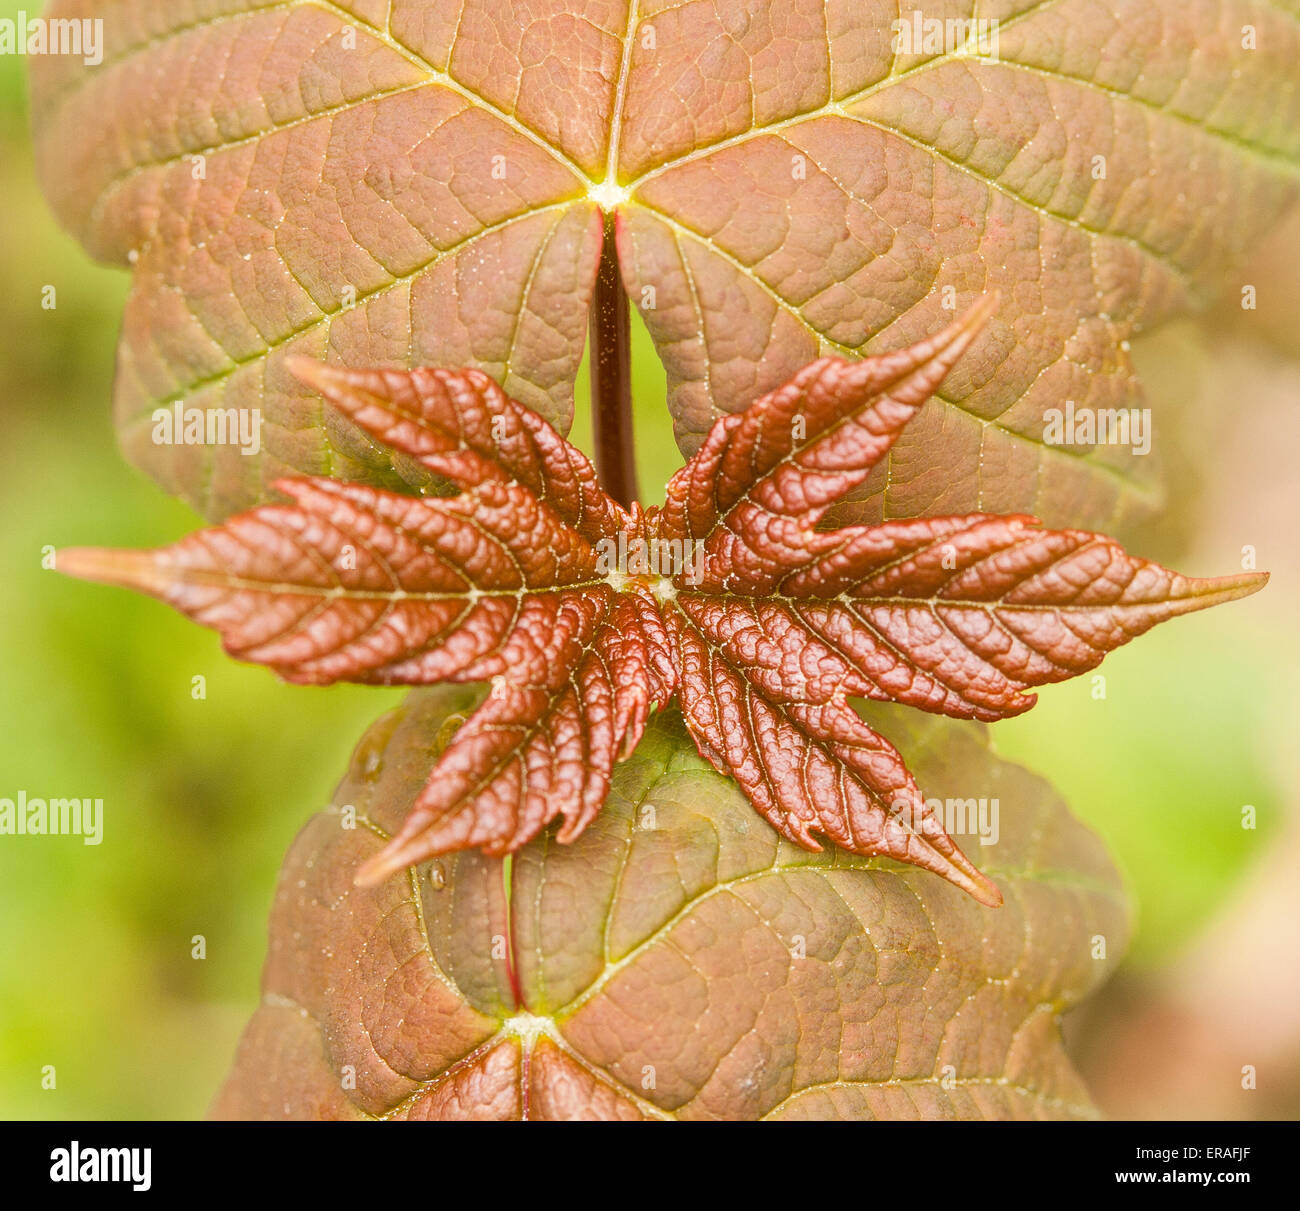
[57,302,1265,905]
[29,0,1300,524]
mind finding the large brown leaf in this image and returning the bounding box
[30,0,1300,523]
[210,687,1130,1120]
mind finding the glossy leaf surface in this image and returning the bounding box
[58,307,1265,904]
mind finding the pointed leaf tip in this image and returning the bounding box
[355,833,446,889]
[904,291,999,379]
[1212,570,1269,601]
[353,854,394,889]
[815,292,1000,421]
[947,290,1000,342]
[286,355,350,397]
[968,871,1004,909]
[878,291,998,372]
[54,546,170,597]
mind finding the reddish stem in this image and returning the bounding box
[589,214,638,508]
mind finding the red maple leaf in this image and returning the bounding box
[57,299,1265,906]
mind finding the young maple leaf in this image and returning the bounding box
[57,299,1265,906]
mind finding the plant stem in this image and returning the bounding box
[590,214,638,508]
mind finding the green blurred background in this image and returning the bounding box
[2,0,1296,1119]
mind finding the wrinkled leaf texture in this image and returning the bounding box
[29,0,1300,524]
[58,305,1266,907]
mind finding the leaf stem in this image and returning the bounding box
[590,213,638,508]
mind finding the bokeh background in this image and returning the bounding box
[2,0,1297,1119]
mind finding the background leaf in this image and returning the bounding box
[30,0,1300,524]
[213,687,1130,1120]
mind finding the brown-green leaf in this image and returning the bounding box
[211,686,1130,1120]
[30,0,1300,524]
